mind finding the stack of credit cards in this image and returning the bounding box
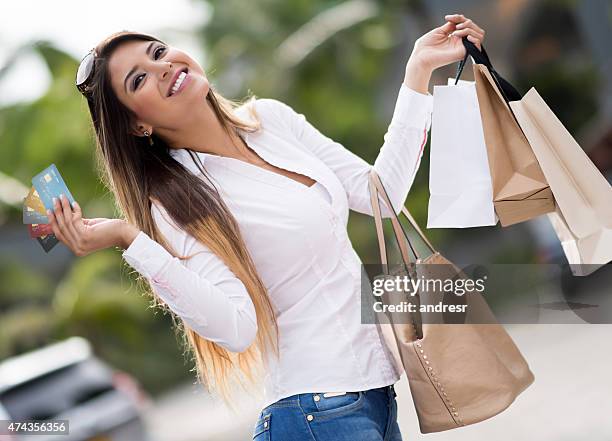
[23,164,75,253]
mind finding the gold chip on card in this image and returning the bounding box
[25,186,47,215]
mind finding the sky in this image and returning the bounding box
[0,0,210,106]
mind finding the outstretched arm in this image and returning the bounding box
[122,204,258,353]
[46,195,257,353]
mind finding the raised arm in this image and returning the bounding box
[121,204,258,353]
[260,82,433,218]
[256,15,486,218]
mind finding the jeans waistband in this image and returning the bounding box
[266,384,397,410]
[380,384,397,398]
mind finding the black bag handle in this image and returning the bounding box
[453,36,522,103]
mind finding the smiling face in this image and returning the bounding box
[107,39,210,136]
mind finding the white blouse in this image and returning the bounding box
[122,83,433,409]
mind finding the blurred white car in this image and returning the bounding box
[0,337,151,441]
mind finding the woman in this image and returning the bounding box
[48,13,485,440]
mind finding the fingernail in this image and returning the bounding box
[46,209,51,216]
[60,194,65,201]
[52,197,58,205]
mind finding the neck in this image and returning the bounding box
[156,94,244,157]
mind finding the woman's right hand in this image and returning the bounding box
[47,194,140,256]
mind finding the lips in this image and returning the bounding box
[167,67,188,97]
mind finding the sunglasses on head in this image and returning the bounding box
[75,48,97,96]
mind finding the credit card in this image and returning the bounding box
[28,223,53,238]
[23,198,49,224]
[32,164,75,212]
[24,186,47,215]
[35,233,59,253]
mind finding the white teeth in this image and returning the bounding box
[170,71,187,95]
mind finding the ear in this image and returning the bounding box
[129,121,150,137]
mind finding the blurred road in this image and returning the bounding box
[145,322,612,440]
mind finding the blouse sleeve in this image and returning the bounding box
[260,83,433,217]
[121,204,258,353]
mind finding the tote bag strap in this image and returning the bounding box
[367,169,436,270]
[399,205,435,253]
[368,171,415,268]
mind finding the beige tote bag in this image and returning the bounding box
[509,88,612,276]
[367,169,534,433]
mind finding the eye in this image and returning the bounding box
[154,45,166,60]
[134,74,145,89]
[133,46,166,90]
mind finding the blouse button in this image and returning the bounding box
[306,414,314,422]
[313,394,320,402]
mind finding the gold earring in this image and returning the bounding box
[143,130,154,146]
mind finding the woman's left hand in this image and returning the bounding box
[412,14,486,72]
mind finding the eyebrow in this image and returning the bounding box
[123,41,157,94]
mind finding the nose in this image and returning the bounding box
[161,61,172,80]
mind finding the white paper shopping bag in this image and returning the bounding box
[427,78,497,228]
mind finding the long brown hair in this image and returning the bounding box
[83,30,279,406]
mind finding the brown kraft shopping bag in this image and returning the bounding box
[473,63,555,226]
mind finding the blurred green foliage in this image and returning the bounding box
[0,42,98,201]
[0,41,192,394]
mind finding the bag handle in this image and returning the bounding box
[367,169,436,273]
[368,172,416,270]
[368,169,433,339]
[453,36,522,103]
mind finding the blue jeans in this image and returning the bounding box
[252,384,402,440]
